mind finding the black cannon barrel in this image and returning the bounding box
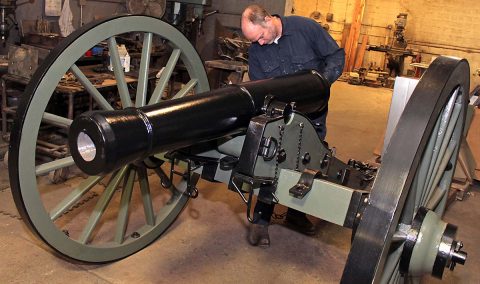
[69,70,330,175]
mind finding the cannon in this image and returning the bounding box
[8,15,469,283]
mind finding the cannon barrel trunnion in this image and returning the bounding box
[7,14,470,283]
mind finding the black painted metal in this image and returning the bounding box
[69,70,330,175]
[399,206,428,274]
[344,190,369,229]
[324,156,368,189]
[341,57,469,283]
[234,114,281,178]
[289,168,322,199]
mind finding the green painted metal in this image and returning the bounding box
[410,114,441,221]
[35,156,75,175]
[380,246,404,284]
[276,169,355,226]
[171,78,197,99]
[49,175,103,220]
[135,32,153,107]
[11,15,209,262]
[149,48,181,104]
[409,211,447,276]
[422,93,458,195]
[114,167,136,243]
[343,57,468,283]
[42,112,72,128]
[79,166,128,244]
[422,95,462,204]
[138,166,156,226]
[423,143,455,205]
[70,64,114,110]
[108,37,132,108]
[376,86,465,282]
[216,135,245,158]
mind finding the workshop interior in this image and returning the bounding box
[0,0,479,283]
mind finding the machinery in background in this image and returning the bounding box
[126,0,166,18]
[203,35,249,89]
[393,13,408,48]
[0,0,34,44]
[216,36,249,63]
[347,67,391,88]
[365,13,415,79]
[0,0,16,43]
[164,0,217,42]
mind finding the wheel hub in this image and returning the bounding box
[400,207,467,278]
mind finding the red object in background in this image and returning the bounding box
[414,54,422,78]
[85,50,93,57]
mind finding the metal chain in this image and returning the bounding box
[0,210,22,220]
[58,192,99,218]
[295,122,304,171]
[0,187,21,220]
[273,124,285,186]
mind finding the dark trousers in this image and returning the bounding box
[254,201,305,225]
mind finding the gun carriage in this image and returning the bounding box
[8,15,468,283]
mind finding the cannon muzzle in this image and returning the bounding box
[69,70,330,175]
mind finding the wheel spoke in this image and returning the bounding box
[114,167,136,244]
[421,98,462,204]
[42,112,72,128]
[135,32,153,107]
[138,166,155,226]
[70,64,114,110]
[49,176,104,220]
[426,185,445,210]
[35,156,75,176]
[10,15,207,262]
[413,115,440,209]
[379,245,403,284]
[342,57,469,283]
[402,108,442,224]
[420,91,458,202]
[422,141,456,205]
[79,166,128,244]
[107,36,132,108]
[171,78,198,100]
[149,48,181,104]
[427,166,454,212]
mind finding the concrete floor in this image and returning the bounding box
[1,81,479,283]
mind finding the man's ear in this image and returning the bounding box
[264,15,272,23]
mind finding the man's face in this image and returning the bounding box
[242,17,276,46]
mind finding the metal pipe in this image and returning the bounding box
[69,70,330,175]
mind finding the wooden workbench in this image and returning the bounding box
[1,65,146,138]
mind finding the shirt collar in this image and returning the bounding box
[275,15,292,36]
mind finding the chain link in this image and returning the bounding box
[295,122,304,171]
[0,187,21,220]
[0,210,22,220]
[59,192,99,217]
[273,124,285,186]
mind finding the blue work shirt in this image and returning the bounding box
[247,15,345,84]
[247,15,345,140]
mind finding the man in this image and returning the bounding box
[241,4,345,248]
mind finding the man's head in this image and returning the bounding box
[241,4,280,45]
